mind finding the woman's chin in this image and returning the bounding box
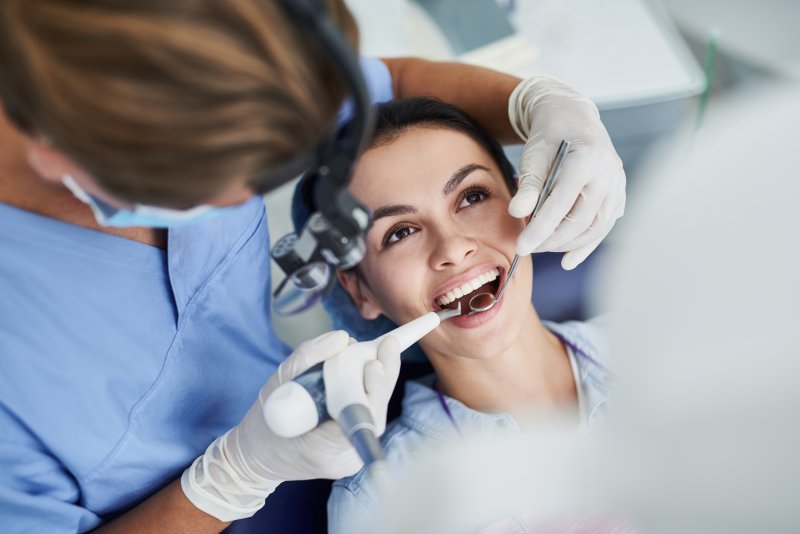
[438,322,519,360]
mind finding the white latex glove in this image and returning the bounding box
[508,76,626,270]
[181,330,401,522]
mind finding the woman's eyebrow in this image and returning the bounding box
[371,163,489,222]
[372,204,417,221]
[442,163,490,196]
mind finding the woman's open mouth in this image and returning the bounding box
[434,267,502,312]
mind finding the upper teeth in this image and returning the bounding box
[436,268,500,306]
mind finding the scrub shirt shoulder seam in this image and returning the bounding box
[174,203,265,328]
[79,205,266,482]
[78,337,181,482]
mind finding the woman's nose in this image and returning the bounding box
[429,231,477,270]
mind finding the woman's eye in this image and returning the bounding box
[458,190,488,209]
[386,226,417,245]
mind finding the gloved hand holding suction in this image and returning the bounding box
[263,304,462,465]
[181,330,400,522]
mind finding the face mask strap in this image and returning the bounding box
[61,174,118,225]
[62,174,221,227]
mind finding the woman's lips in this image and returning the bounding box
[445,288,505,329]
[442,278,499,312]
[439,267,509,329]
[432,265,506,311]
[431,264,502,308]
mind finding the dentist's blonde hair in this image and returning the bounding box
[0,0,358,208]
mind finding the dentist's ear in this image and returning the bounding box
[336,269,383,320]
[25,138,83,184]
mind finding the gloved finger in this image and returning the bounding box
[304,422,364,478]
[376,335,401,386]
[561,234,604,271]
[274,330,350,386]
[364,336,400,434]
[294,330,350,365]
[508,140,556,218]
[534,178,609,252]
[538,174,621,252]
[364,336,400,400]
[559,195,625,269]
[567,186,625,250]
[363,360,387,434]
[363,360,385,396]
[515,149,594,255]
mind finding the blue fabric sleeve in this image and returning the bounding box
[0,406,101,534]
[360,56,394,103]
[336,56,394,122]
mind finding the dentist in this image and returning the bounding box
[0,1,624,532]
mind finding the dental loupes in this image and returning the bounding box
[467,140,571,315]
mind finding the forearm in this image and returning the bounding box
[92,479,230,534]
[382,57,521,143]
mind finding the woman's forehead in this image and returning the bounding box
[352,127,497,202]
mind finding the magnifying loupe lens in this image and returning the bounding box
[272,262,331,316]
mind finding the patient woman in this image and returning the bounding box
[295,98,612,533]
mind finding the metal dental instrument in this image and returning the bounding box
[468,140,571,314]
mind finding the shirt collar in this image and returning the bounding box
[400,375,519,440]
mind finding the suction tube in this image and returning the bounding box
[263,304,462,442]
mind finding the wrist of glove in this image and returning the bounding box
[508,75,600,141]
[507,76,626,270]
[181,331,401,521]
[181,430,280,522]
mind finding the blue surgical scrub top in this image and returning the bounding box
[0,57,393,533]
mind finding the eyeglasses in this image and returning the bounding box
[272,261,332,316]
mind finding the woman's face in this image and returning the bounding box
[341,126,534,359]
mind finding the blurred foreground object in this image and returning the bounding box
[364,85,800,533]
[602,83,800,533]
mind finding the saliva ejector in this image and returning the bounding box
[263,303,462,469]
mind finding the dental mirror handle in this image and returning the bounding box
[493,140,571,303]
[494,254,520,303]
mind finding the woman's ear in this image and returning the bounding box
[337,269,383,320]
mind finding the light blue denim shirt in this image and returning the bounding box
[327,318,613,534]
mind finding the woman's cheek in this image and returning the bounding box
[499,211,526,245]
[366,260,414,317]
[470,206,521,248]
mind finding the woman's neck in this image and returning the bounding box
[428,306,577,424]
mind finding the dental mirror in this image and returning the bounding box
[467,292,495,313]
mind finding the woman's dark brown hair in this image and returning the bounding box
[0,0,358,207]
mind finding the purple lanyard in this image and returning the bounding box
[434,383,464,437]
[434,329,610,432]
[549,329,609,375]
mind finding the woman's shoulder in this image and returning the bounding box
[544,316,613,371]
[545,316,615,426]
